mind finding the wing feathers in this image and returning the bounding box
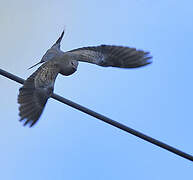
[18,62,60,127]
[68,45,152,68]
[18,44,152,127]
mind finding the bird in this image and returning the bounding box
[18,30,152,127]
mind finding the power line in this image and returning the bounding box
[0,68,193,162]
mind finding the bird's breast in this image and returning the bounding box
[60,66,77,76]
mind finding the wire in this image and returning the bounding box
[0,68,193,162]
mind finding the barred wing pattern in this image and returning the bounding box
[18,61,60,127]
[68,45,152,68]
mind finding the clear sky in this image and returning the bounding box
[0,0,193,179]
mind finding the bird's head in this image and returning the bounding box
[28,30,65,69]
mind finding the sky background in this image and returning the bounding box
[0,0,193,179]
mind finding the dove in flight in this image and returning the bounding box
[18,30,152,127]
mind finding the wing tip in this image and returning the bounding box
[19,113,40,127]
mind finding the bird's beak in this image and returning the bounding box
[28,61,42,70]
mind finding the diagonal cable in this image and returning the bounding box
[0,68,193,162]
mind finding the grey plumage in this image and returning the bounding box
[18,30,152,127]
[18,61,60,126]
[67,45,151,68]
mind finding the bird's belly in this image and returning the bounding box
[60,67,77,76]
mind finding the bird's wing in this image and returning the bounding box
[18,61,60,127]
[67,45,152,68]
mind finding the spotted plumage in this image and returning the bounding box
[18,30,152,127]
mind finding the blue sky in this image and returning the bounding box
[0,0,193,179]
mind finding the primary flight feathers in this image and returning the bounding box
[68,45,151,68]
[18,30,152,127]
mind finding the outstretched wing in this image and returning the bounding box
[67,45,152,68]
[18,61,60,127]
